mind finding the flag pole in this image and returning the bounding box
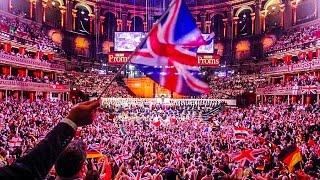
[98,1,177,99]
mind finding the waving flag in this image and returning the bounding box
[278,144,302,171]
[86,149,103,160]
[233,127,251,141]
[115,154,129,165]
[131,0,210,96]
[9,137,22,147]
[229,148,266,166]
[173,151,184,165]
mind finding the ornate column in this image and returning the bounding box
[233,17,239,37]
[29,0,33,19]
[122,12,128,31]
[60,6,66,28]
[42,1,47,22]
[127,20,132,31]
[261,10,268,32]
[143,22,147,32]
[65,0,73,31]
[35,0,43,23]
[100,16,105,34]
[250,13,255,34]
[279,4,285,28]
[72,9,77,31]
[292,1,298,25]
[117,19,123,31]
[227,8,233,39]
[200,9,207,33]
[254,0,261,34]
[223,18,228,38]
[89,14,95,34]
[205,21,211,33]
[284,0,293,28]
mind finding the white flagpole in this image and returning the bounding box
[98,1,177,98]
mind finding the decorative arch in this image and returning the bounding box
[235,5,253,17]
[209,12,225,19]
[102,10,119,19]
[53,0,64,6]
[130,14,145,22]
[74,2,93,14]
[264,0,282,10]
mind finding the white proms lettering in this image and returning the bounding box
[108,52,130,65]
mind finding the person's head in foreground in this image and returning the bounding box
[55,140,87,180]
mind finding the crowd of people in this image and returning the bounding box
[0,73,68,85]
[267,22,320,54]
[201,74,265,99]
[0,97,319,179]
[0,15,59,52]
[65,72,133,98]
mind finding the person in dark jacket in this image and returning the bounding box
[0,99,100,180]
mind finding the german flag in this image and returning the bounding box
[87,149,103,160]
[278,144,302,171]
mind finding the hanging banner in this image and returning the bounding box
[108,52,220,67]
[197,54,220,66]
[108,52,130,65]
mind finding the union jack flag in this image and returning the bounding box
[229,148,266,167]
[115,154,129,165]
[131,0,211,96]
[302,85,317,94]
[173,151,184,165]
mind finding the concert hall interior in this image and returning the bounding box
[0,0,320,179]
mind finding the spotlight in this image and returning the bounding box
[51,1,56,6]
[81,11,85,15]
[272,6,276,10]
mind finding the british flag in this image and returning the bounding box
[302,85,317,94]
[173,151,184,165]
[115,154,129,165]
[229,148,266,167]
[131,0,211,96]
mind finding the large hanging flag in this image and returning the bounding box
[131,0,211,96]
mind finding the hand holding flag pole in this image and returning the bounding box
[98,1,177,99]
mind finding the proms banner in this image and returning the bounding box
[197,54,220,66]
[107,52,220,66]
[108,52,131,65]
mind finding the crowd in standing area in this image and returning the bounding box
[0,97,319,179]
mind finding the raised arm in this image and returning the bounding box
[0,99,100,180]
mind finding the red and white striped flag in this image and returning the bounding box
[9,137,22,147]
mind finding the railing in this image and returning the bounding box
[0,79,69,92]
[0,53,65,71]
[101,98,237,106]
[256,85,319,95]
[261,59,320,75]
